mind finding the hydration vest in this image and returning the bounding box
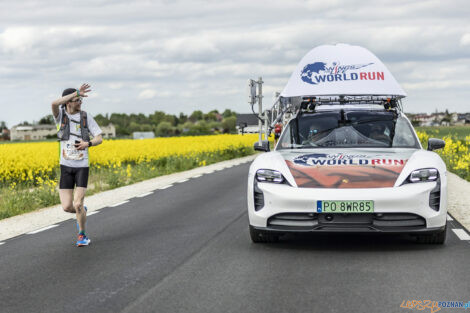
[57,107,90,141]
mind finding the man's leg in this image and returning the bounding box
[74,187,87,233]
[59,165,75,213]
[59,189,75,213]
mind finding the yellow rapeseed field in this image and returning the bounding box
[0,134,260,187]
[417,131,470,180]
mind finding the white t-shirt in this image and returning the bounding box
[54,109,102,168]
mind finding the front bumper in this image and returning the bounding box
[247,178,447,232]
[253,213,446,234]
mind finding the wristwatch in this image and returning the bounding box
[88,141,92,147]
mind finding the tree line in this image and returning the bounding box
[13,109,238,137]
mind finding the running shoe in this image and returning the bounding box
[76,234,91,247]
[76,205,88,231]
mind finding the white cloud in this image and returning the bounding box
[0,0,469,127]
[460,33,470,46]
[138,89,157,99]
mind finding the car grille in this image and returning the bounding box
[267,213,426,231]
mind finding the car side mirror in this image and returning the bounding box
[427,138,445,151]
[254,140,270,152]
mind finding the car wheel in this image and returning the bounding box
[416,223,447,244]
[249,225,279,243]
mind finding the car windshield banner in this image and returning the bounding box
[280,44,406,98]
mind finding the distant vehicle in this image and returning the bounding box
[247,44,447,244]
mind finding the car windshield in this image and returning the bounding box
[276,110,420,149]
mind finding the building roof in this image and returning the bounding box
[13,124,55,131]
[236,113,259,126]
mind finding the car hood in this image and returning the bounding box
[279,148,416,188]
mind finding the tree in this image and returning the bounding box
[0,121,6,130]
[156,121,173,136]
[204,111,218,122]
[38,115,54,125]
[194,120,211,135]
[150,111,166,125]
[163,115,177,126]
[94,114,110,126]
[222,109,236,118]
[208,121,222,132]
[178,112,188,124]
[189,110,204,122]
[221,116,237,133]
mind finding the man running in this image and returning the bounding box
[51,83,103,246]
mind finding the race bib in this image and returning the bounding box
[63,141,85,160]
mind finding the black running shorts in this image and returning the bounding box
[59,165,89,189]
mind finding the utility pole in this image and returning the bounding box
[248,77,265,145]
[257,77,264,144]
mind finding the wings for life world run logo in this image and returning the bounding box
[300,61,384,85]
[293,153,406,166]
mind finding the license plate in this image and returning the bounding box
[316,200,374,213]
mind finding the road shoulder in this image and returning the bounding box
[447,172,470,231]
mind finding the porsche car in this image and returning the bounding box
[247,102,447,244]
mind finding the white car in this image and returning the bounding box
[247,102,447,244]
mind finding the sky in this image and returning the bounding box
[0,0,469,127]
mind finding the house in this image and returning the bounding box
[100,124,116,138]
[10,123,116,141]
[236,113,260,134]
[10,124,56,141]
[133,131,155,139]
[410,114,435,126]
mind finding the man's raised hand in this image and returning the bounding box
[79,84,92,97]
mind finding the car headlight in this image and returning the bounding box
[408,168,438,183]
[256,169,284,183]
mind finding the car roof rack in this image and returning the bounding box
[298,95,402,113]
[266,94,403,129]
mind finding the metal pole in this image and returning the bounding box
[258,77,263,144]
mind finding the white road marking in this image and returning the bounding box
[110,200,129,207]
[447,214,453,221]
[159,184,173,189]
[137,192,153,198]
[0,242,4,246]
[27,225,59,234]
[177,179,189,183]
[452,229,470,240]
[87,211,100,216]
[192,174,202,178]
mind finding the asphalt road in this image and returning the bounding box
[1,163,469,313]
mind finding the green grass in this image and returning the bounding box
[416,125,470,141]
[0,146,254,220]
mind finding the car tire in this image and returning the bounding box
[416,223,447,244]
[249,225,279,243]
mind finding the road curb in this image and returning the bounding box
[446,172,470,232]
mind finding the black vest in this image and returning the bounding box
[57,108,90,141]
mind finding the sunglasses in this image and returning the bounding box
[70,97,82,103]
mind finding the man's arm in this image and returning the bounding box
[75,134,102,150]
[51,92,75,119]
[51,83,91,118]
[91,134,103,146]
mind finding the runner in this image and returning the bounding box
[51,84,103,246]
